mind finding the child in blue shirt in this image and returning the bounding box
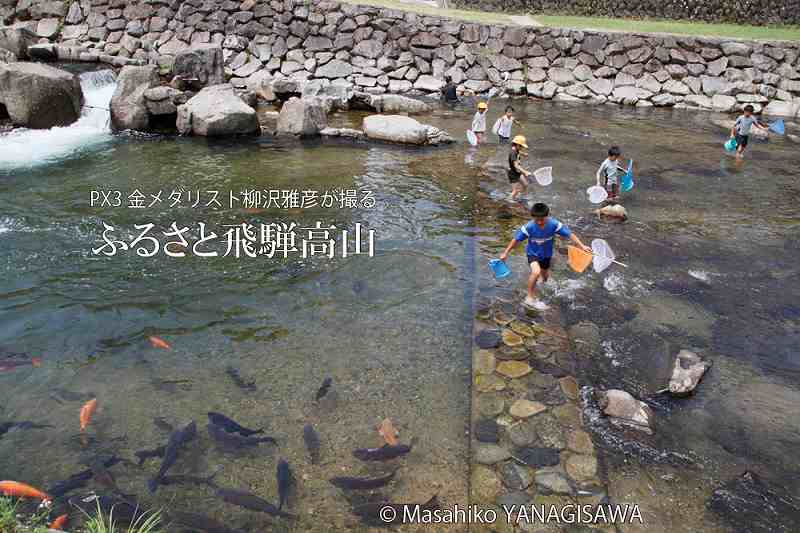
[499,203,590,310]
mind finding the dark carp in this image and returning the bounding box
[215,487,295,519]
[277,458,291,510]
[0,421,52,437]
[135,445,166,466]
[207,423,276,451]
[329,470,397,490]
[48,456,121,497]
[315,377,332,401]
[353,444,412,461]
[148,421,197,493]
[207,412,263,437]
[302,423,320,464]
[160,470,219,489]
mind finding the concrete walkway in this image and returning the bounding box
[508,14,542,27]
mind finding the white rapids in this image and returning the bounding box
[0,69,117,169]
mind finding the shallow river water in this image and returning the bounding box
[1,84,799,532]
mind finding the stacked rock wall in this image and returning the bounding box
[2,0,800,117]
[450,0,800,27]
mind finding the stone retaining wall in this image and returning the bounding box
[2,0,800,117]
[450,0,800,27]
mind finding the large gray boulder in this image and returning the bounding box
[110,65,160,131]
[668,350,711,396]
[0,62,82,128]
[176,84,260,136]
[363,114,428,144]
[275,96,327,136]
[597,389,654,435]
[362,114,454,146]
[172,44,224,90]
[0,25,37,59]
[369,94,432,114]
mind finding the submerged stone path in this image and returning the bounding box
[469,294,613,532]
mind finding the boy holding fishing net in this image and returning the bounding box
[499,203,590,310]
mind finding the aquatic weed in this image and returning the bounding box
[81,502,163,533]
[0,496,50,532]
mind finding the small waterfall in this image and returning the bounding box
[0,69,117,169]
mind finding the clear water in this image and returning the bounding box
[2,93,800,530]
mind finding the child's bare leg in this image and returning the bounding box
[527,262,542,299]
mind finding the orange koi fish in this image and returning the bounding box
[377,418,399,446]
[79,398,97,432]
[148,336,171,350]
[49,513,68,529]
[0,480,50,501]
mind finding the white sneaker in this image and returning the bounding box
[524,296,549,310]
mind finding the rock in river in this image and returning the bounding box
[474,350,496,375]
[177,84,260,136]
[362,114,454,146]
[598,389,655,435]
[475,330,502,349]
[502,329,524,347]
[474,443,511,465]
[565,454,598,482]
[477,393,505,417]
[276,96,327,136]
[369,94,432,114]
[501,461,534,490]
[668,349,711,396]
[509,399,547,418]
[475,374,506,393]
[471,465,502,504]
[0,62,83,128]
[535,468,574,495]
[513,447,561,468]
[110,65,160,131]
[496,361,531,379]
[474,419,499,443]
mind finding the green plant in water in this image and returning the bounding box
[0,496,51,533]
[81,502,163,533]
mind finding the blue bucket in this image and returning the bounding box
[724,138,737,152]
[620,159,634,192]
[489,259,511,279]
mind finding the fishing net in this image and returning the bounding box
[591,238,616,273]
[587,185,608,204]
[533,166,553,186]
